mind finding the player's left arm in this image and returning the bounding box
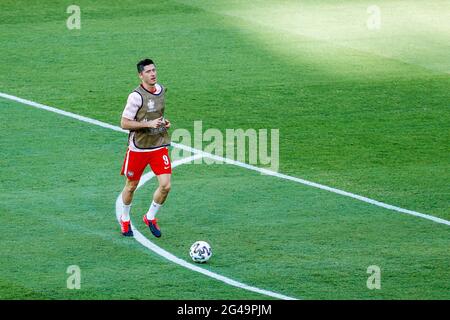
[164,118,171,129]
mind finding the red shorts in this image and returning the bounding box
[120,147,172,181]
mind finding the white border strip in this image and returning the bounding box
[116,154,298,300]
[1,92,448,227]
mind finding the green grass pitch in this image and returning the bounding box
[0,0,449,299]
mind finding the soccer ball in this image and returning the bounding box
[189,241,212,263]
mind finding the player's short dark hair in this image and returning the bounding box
[137,58,155,73]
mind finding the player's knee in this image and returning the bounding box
[127,185,137,193]
[160,182,171,194]
[125,181,139,193]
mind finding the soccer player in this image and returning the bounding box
[119,58,172,238]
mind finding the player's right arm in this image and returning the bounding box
[120,92,163,130]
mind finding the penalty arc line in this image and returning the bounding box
[1,91,449,227]
[115,154,298,300]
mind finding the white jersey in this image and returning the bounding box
[122,84,164,152]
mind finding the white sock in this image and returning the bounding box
[122,203,131,222]
[146,201,162,220]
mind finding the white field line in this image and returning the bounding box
[115,154,298,300]
[1,91,449,227]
